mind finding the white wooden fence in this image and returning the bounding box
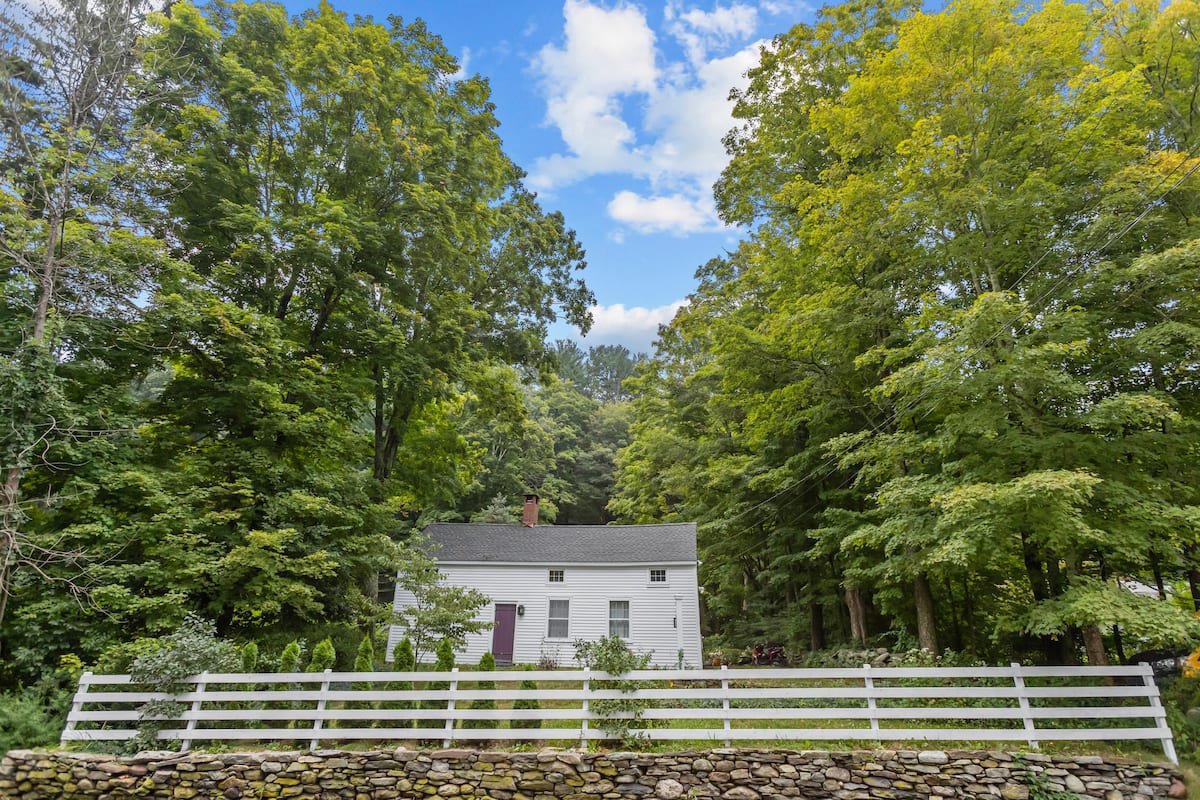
[60,663,1177,763]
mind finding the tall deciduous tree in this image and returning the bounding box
[615,0,1200,663]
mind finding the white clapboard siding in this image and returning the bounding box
[388,562,704,668]
[60,664,1177,764]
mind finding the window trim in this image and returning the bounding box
[546,597,571,640]
[608,598,631,640]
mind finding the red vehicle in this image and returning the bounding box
[743,642,788,666]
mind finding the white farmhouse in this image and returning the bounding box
[387,496,703,668]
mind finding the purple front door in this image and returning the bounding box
[492,604,517,665]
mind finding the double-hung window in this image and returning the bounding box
[548,599,570,638]
[608,600,630,639]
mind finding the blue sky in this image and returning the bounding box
[290,1,819,351]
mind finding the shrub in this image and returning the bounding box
[463,652,496,730]
[419,638,455,734]
[279,641,302,673]
[354,634,375,686]
[574,635,656,748]
[240,642,259,673]
[391,637,415,729]
[129,615,240,753]
[0,660,77,753]
[510,665,541,730]
[352,633,376,724]
[307,638,336,672]
[0,691,61,753]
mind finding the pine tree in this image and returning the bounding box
[354,634,375,688]
[392,637,415,729]
[463,652,496,730]
[307,638,336,672]
[240,642,258,673]
[279,641,301,674]
[510,666,541,730]
[420,638,455,735]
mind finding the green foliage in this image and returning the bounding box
[306,639,336,673]
[128,615,240,752]
[573,636,657,747]
[279,641,301,674]
[463,652,497,730]
[240,642,259,674]
[0,691,61,754]
[0,0,592,690]
[0,658,79,753]
[510,666,541,730]
[392,543,492,663]
[419,638,456,734]
[391,637,415,729]
[435,639,455,672]
[354,635,375,674]
[393,637,415,672]
[611,0,1200,668]
[471,496,517,524]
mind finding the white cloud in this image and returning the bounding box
[530,0,658,188]
[644,43,763,185]
[529,1,763,236]
[584,300,687,352]
[666,1,758,65]
[449,47,472,81]
[759,0,813,15]
[608,190,718,235]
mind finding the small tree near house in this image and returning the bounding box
[391,542,491,663]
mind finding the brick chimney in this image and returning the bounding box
[522,494,539,527]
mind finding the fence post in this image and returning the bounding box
[181,671,208,752]
[1141,662,1178,764]
[443,667,459,748]
[862,664,880,736]
[310,668,332,751]
[1010,662,1039,751]
[720,664,732,747]
[60,671,92,747]
[580,668,590,752]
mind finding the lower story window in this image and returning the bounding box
[548,599,570,638]
[609,600,630,638]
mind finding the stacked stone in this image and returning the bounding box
[0,747,1185,800]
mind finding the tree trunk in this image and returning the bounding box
[914,573,938,653]
[944,575,964,651]
[845,587,868,644]
[1187,547,1200,612]
[810,600,825,652]
[1151,552,1167,600]
[1082,625,1109,667]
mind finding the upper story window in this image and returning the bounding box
[649,568,667,584]
[548,568,564,583]
[609,600,630,639]
[548,599,570,638]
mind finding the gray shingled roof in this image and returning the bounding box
[420,522,697,564]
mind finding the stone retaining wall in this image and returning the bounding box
[0,747,1185,800]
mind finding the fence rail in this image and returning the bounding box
[60,663,1177,762]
